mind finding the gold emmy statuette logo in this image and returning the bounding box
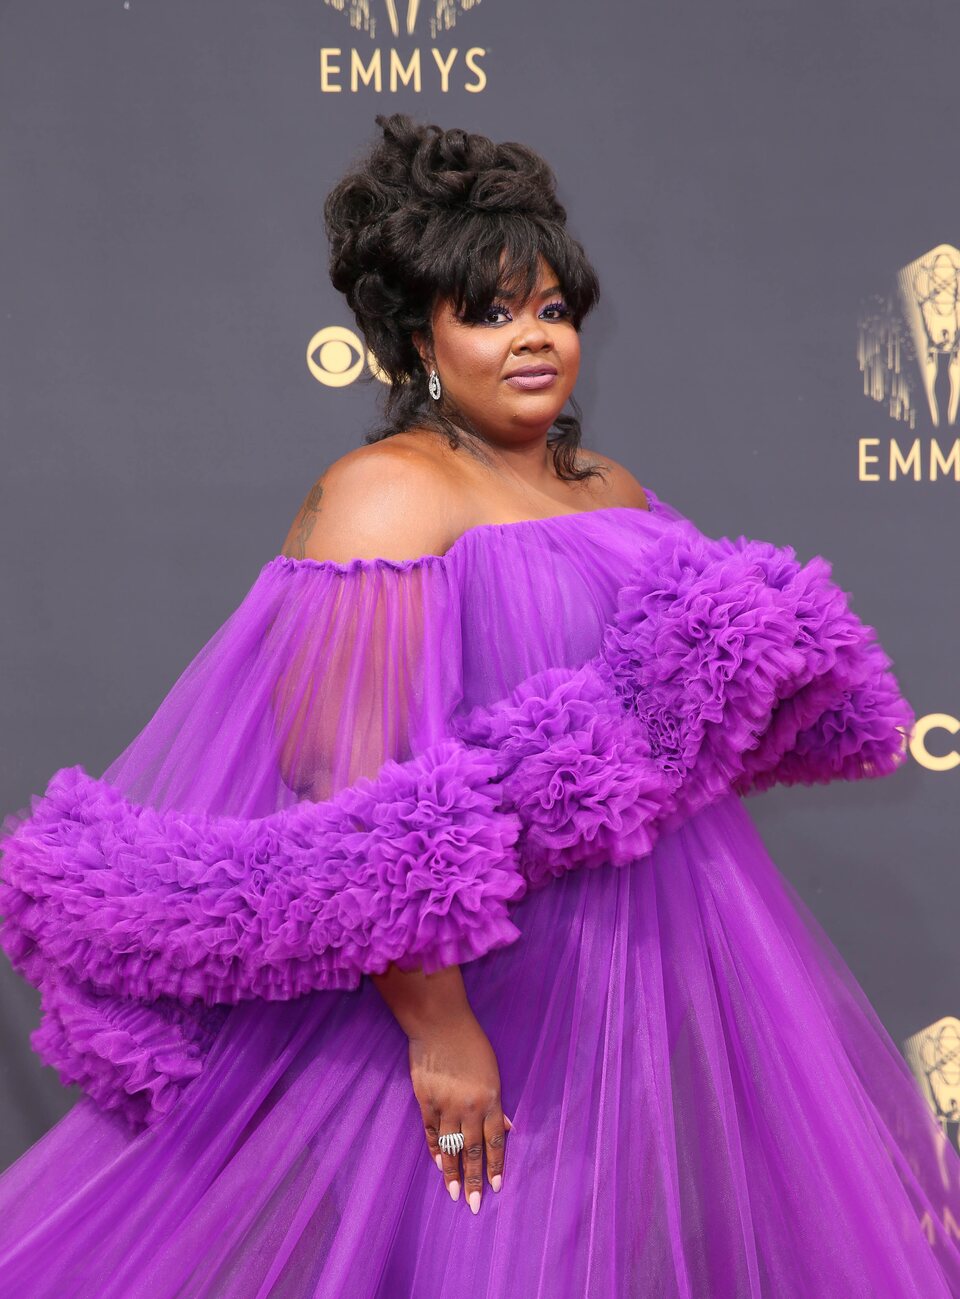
[323,0,480,40]
[320,0,488,93]
[903,1017,960,1158]
[903,1017,960,1249]
[307,326,389,387]
[859,244,960,430]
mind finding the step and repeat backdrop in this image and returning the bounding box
[1,0,957,1209]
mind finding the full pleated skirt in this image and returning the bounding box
[1,792,959,1298]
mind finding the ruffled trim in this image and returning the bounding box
[0,739,526,1010]
[1,740,526,1129]
[596,529,914,831]
[31,974,226,1128]
[454,664,673,887]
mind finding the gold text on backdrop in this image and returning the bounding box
[320,0,488,93]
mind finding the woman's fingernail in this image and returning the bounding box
[491,1174,502,1192]
[435,1153,443,1171]
[469,1191,481,1215]
[448,1179,460,1202]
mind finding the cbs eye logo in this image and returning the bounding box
[307,326,389,388]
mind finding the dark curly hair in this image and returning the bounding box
[323,113,602,482]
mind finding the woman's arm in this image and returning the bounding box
[368,962,472,1039]
[281,443,513,1213]
[282,442,479,1040]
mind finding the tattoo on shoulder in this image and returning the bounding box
[293,481,324,558]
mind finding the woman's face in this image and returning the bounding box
[416,255,581,443]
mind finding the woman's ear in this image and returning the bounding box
[411,330,432,373]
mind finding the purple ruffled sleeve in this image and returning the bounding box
[453,524,914,886]
[0,555,527,1128]
[595,526,915,831]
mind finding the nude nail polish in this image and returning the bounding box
[491,1174,502,1192]
[469,1191,480,1215]
[448,1179,460,1202]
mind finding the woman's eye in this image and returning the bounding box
[474,300,571,325]
[482,303,512,324]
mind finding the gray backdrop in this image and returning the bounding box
[1,0,957,1170]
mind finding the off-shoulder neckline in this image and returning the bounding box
[264,491,665,576]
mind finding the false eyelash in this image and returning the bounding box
[482,300,572,321]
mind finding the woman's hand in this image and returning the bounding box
[409,1013,513,1214]
[367,961,513,1213]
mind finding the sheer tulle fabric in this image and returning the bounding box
[0,489,957,1297]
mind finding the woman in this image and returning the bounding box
[0,113,958,1297]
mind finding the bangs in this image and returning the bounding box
[414,211,599,328]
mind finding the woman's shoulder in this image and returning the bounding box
[575,449,651,512]
[279,436,467,566]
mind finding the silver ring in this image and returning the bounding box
[438,1131,464,1157]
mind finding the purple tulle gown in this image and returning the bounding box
[1,487,958,1297]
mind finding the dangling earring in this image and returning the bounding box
[428,369,442,401]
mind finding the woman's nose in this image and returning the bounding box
[512,319,551,351]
